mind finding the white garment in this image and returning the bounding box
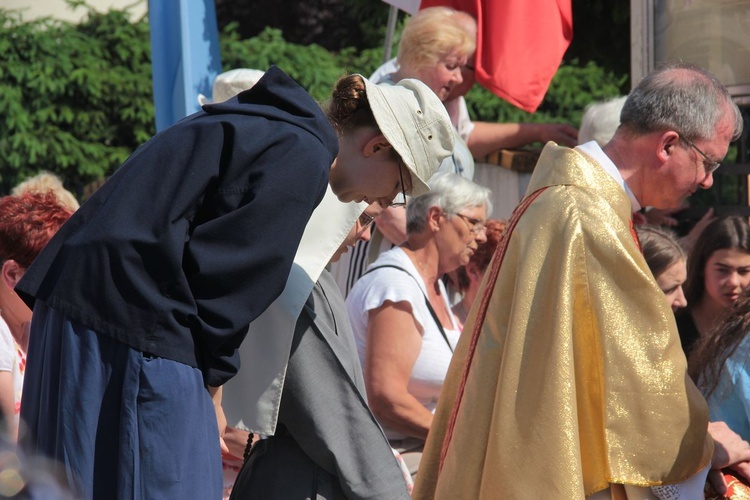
[0,316,23,426]
[577,141,641,212]
[346,247,460,440]
[444,95,475,143]
[586,463,709,499]
[222,186,367,434]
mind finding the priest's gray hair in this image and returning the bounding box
[620,61,742,142]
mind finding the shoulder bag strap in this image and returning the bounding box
[364,265,454,353]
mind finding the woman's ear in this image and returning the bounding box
[362,133,393,159]
[427,206,443,232]
[1,260,25,290]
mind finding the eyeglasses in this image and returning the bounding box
[679,135,721,175]
[454,213,486,235]
[358,211,375,230]
[389,160,408,208]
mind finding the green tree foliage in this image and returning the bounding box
[464,60,627,131]
[220,26,349,103]
[214,0,392,52]
[0,5,153,194]
[220,25,396,102]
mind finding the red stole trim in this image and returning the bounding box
[630,219,642,252]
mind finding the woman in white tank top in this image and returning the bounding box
[346,172,492,481]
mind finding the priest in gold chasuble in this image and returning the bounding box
[414,63,744,499]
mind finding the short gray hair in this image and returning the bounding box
[406,172,492,234]
[620,62,742,142]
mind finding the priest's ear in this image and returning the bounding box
[657,131,682,165]
[1,260,25,290]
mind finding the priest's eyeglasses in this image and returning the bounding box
[679,135,721,175]
[455,213,486,235]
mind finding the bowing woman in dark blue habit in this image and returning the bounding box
[15,66,454,499]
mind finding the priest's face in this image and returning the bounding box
[667,135,716,206]
[651,117,734,209]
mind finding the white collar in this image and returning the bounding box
[576,141,641,213]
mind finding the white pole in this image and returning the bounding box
[383,5,399,63]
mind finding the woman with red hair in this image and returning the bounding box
[0,191,73,440]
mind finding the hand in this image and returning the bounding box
[642,207,681,227]
[215,404,229,454]
[710,421,750,469]
[708,421,750,495]
[639,200,690,228]
[731,460,750,483]
[537,123,578,148]
[209,386,229,454]
[373,206,407,246]
[223,426,254,460]
[707,468,728,495]
[632,211,648,226]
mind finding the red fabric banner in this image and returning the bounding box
[419,0,573,113]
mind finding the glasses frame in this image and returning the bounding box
[679,134,721,175]
[358,211,375,230]
[389,160,408,208]
[454,212,486,235]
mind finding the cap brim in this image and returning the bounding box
[198,93,211,107]
[402,168,431,197]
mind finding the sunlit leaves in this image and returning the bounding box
[0,4,153,194]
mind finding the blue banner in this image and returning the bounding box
[148,0,222,131]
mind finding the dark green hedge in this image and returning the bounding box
[0,7,153,194]
[0,6,625,196]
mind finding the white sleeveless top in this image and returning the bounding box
[345,247,460,440]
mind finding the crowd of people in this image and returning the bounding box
[3,5,750,500]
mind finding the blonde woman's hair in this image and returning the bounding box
[397,7,476,73]
[12,171,79,211]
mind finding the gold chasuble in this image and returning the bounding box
[414,144,712,499]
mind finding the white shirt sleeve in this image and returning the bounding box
[0,319,16,372]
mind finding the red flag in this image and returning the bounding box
[419,0,573,113]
